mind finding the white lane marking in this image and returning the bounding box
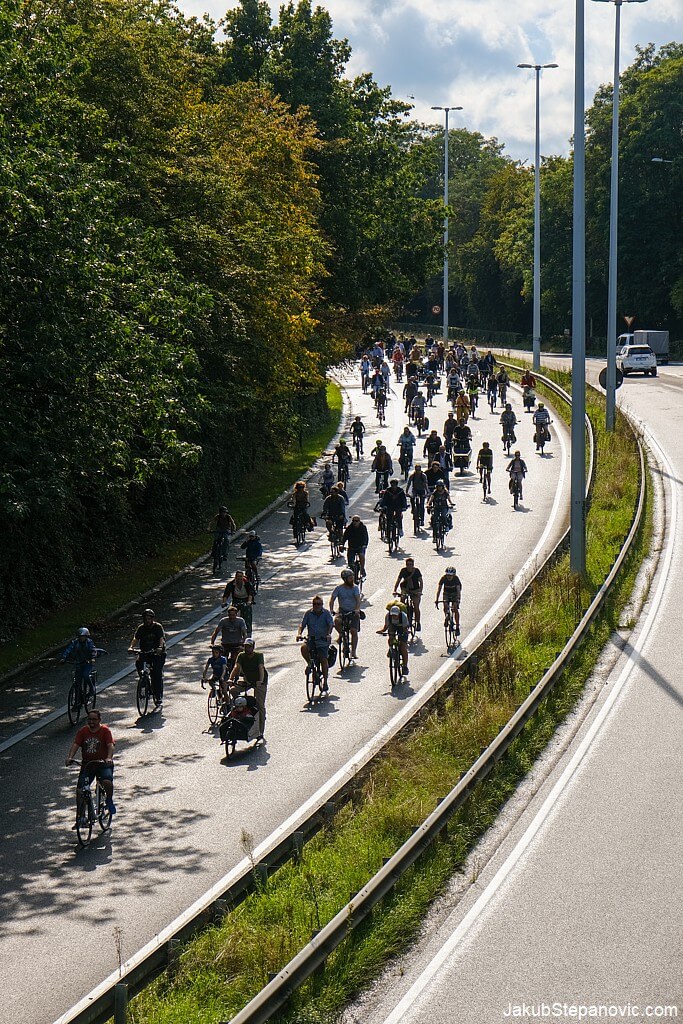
[52,397,571,1024]
[0,384,403,754]
[378,425,673,1024]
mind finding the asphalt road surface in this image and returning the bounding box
[0,364,570,1024]
[347,359,683,1024]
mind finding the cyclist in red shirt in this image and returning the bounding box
[65,709,116,821]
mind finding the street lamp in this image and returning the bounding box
[570,0,587,575]
[651,156,673,164]
[592,0,648,432]
[517,62,559,373]
[431,105,463,344]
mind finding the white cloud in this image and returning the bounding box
[177,0,682,159]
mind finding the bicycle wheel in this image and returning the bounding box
[207,688,221,725]
[513,483,520,509]
[97,784,112,832]
[389,645,400,688]
[76,795,93,847]
[412,502,421,534]
[83,678,97,713]
[67,681,81,726]
[436,521,445,552]
[136,674,150,716]
[388,520,397,553]
[295,520,307,546]
[445,615,458,651]
[406,599,416,643]
[224,721,237,758]
[339,628,350,671]
[212,540,221,575]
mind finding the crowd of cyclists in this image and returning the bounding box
[63,331,555,827]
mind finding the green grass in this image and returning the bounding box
[126,366,650,1024]
[0,382,343,678]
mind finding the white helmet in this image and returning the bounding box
[77,627,90,637]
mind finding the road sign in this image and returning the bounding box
[598,366,623,390]
[431,305,441,315]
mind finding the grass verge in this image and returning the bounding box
[0,382,343,678]
[125,367,650,1024]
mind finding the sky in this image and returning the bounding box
[177,0,682,161]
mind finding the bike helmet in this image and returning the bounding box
[341,568,354,581]
[435,480,445,488]
[445,566,457,575]
[538,403,545,409]
[389,605,401,618]
[143,608,155,618]
[77,627,90,637]
[248,530,256,537]
[234,696,248,708]
[219,505,229,513]
[244,637,256,648]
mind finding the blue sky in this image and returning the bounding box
[177,0,681,160]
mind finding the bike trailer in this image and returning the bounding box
[220,696,259,743]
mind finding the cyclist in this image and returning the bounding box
[297,596,335,691]
[532,403,552,446]
[376,603,410,677]
[370,437,385,459]
[410,389,427,426]
[350,416,365,454]
[406,463,429,526]
[240,530,263,579]
[392,345,404,378]
[443,411,457,452]
[371,444,394,493]
[393,557,423,631]
[380,479,408,538]
[467,374,479,410]
[329,569,361,662]
[398,425,416,473]
[229,637,268,741]
[482,350,496,375]
[209,505,236,548]
[370,367,385,395]
[289,480,314,534]
[65,708,116,822]
[321,484,348,538]
[380,361,391,387]
[455,389,471,425]
[335,437,353,473]
[435,445,454,487]
[500,403,517,447]
[425,460,448,493]
[446,368,461,402]
[202,643,229,701]
[486,371,498,408]
[319,461,336,498]
[403,376,419,414]
[360,354,371,391]
[520,368,536,389]
[507,450,528,501]
[342,514,369,578]
[477,441,494,487]
[435,566,462,635]
[496,366,510,402]
[129,609,166,708]
[61,628,97,690]
[210,605,247,669]
[221,569,256,633]
[427,480,455,534]
[453,421,472,450]
[423,429,442,462]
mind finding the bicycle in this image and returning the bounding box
[327,519,344,559]
[386,510,402,554]
[375,469,389,494]
[292,507,308,547]
[430,510,449,551]
[211,531,230,575]
[351,549,364,593]
[487,388,497,413]
[396,592,418,644]
[498,381,508,404]
[376,399,386,426]
[410,493,426,533]
[437,600,460,651]
[509,473,523,509]
[413,411,426,436]
[502,430,515,457]
[479,464,492,500]
[205,679,227,726]
[534,421,552,454]
[387,633,404,688]
[336,456,350,485]
[377,507,389,544]
[67,663,100,726]
[337,611,354,670]
[130,650,158,716]
[353,433,363,460]
[298,639,328,704]
[68,760,112,847]
[398,448,412,480]
[244,557,260,595]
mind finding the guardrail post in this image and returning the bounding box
[291,831,304,861]
[254,863,268,888]
[114,982,128,1024]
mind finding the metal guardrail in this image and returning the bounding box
[226,388,644,1024]
[55,369,598,1024]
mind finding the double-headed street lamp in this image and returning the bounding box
[517,62,558,373]
[431,105,462,344]
[593,0,648,432]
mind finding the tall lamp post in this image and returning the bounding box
[592,0,648,432]
[571,0,587,575]
[431,105,462,345]
[517,62,558,374]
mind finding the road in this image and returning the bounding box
[348,360,683,1024]
[0,365,570,1024]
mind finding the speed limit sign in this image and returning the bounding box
[432,305,441,314]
